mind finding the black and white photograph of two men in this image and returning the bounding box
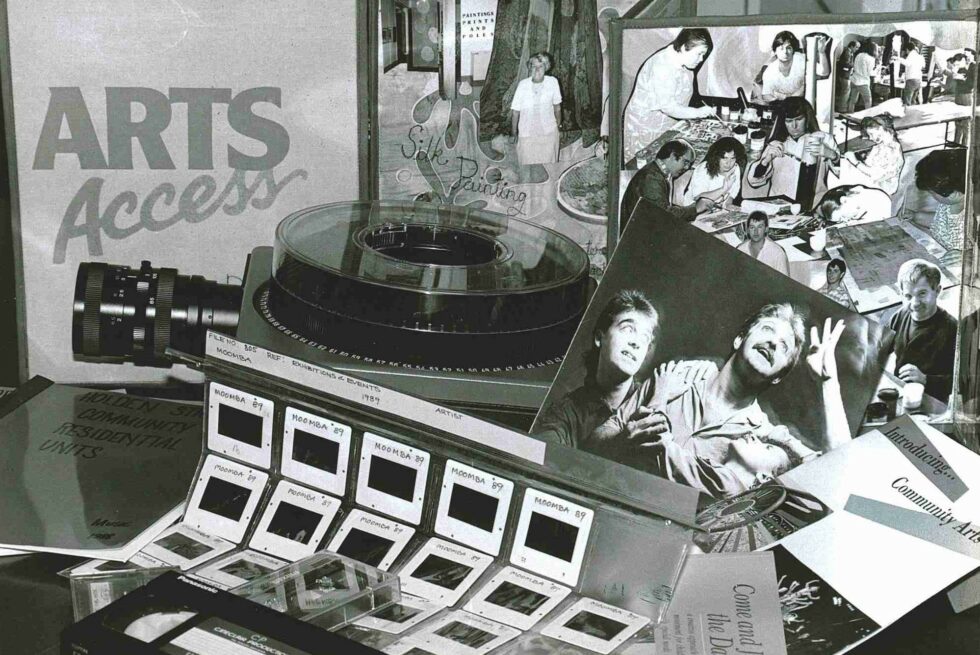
[533,208,890,500]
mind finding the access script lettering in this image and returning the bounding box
[32,86,307,263]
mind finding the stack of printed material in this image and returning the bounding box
[527,202,980,652]
[0,377,202,560]
[670,415,980,655]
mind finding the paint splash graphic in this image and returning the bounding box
[378,66,607,274]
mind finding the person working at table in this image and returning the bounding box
[912,148,966,252]
[623,28,717,163]
[813,184,892,226]
[884,259,957,403]
[839,114,904,195]
[681,136,746,209]
[746,97,840,211]
[620,140,716,229]
[736,211,790,276]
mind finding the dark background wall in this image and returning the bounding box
[0,83,20,387]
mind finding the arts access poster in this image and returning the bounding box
[5,0,360,383]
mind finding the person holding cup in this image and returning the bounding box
[746,97,840,212]
[884,259,957,403]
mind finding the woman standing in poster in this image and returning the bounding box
[623,28,717,163]
[510,52,563,166]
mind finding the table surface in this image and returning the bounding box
[4,551,978,655]
[628,116,769,170]
[863,367,950,428]
[838,100,973,130]
[707,212,960,316]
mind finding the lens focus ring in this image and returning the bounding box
[81,263,106,357]
[153,268,177,360]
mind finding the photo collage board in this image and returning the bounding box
[610,12,977,306]
[374,0,647,278]
[370,5,980,428]
[70,333,695,655]
[605,11,978,422]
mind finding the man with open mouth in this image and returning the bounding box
[598,303,853,497]
[533,289,711,456]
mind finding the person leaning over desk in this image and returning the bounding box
[622,28,717,163]
[912,148,966,252]
[813,184,892,226]
[620,140,717,230]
